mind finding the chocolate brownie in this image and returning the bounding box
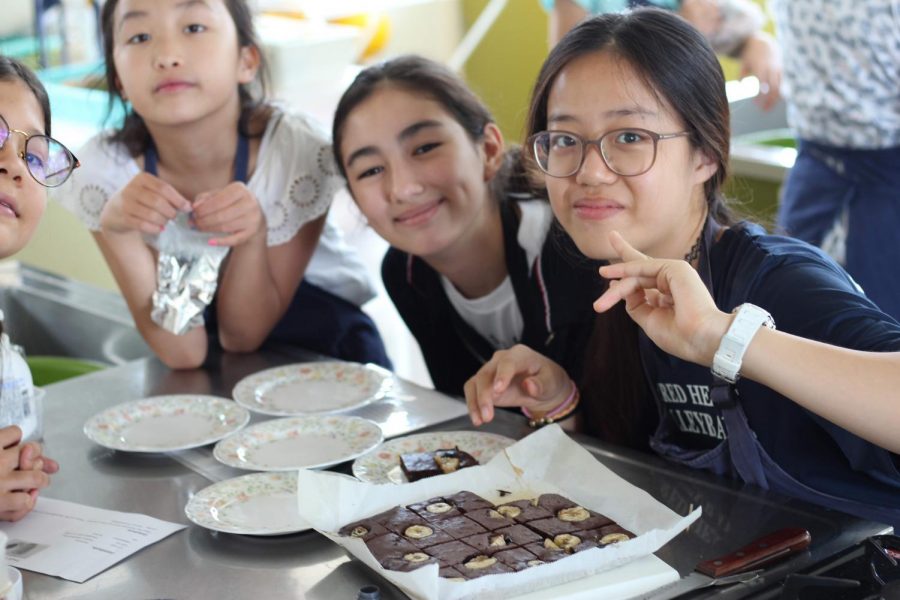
[523,540,569,563]
[442,491,493,512]
[338,518,388,542]
[439,566,467,581]
[382,551,438,572]
[527,516,581,537]
[535,493,577,514]
[428,540,480,568]
[576,524,635,545]
[459,555,515,578]
[493,546,542,571]
[460,531,514,555]
[407,497,462,522]
[553,504,614,530]
[464,507,516,531]
[400,452,442,481]
[433,515,488,539]
[495,524,542,546]
[368,532,421,566]
[494,499,553,523]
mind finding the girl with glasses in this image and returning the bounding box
[54,0,390,370]
[331,56,600,397]
[0,56,63,520]
[465,10,900,528]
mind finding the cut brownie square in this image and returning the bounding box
[493,546,542,571]
[580,524,635,545]
[428,540,480,568]
[460,531,514,555]
[464,507,516,531]
[527,516,580,537]
[552,504,613,530]
[547,532,598,554]
[494,499,552,523]
[432,515,488,539]
[523,540,569,563]
[338,518,388,542]
[495,524,542,546]
[407,497,462,522]
[458,555,515,578]
[535,493,577,514]
[442,491,493,513]
[400,452,441,482]
[381,551,438,572]
[367,532,421,567]
[439,566,467,581]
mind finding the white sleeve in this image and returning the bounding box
[249,110,343,247]
[48,133,139,232]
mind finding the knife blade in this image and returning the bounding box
[640,527,812,599]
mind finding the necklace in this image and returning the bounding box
[683,233,703,263]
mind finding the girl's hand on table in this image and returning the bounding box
[464,344,573,426]
[0,426,52,521]
[192,182,265,247]
[595,231,731,366]
[100,172,191,235]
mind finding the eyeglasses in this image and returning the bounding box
[529,128,690,178]
[0,113,80,188]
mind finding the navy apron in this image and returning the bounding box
[641,217,899,526]
[144,137,391,368]
[777,140,900,322]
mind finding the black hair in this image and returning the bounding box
[332,55,534,202]
[99,0,270,156]
[0,55,52,136]
[526,9,737,447]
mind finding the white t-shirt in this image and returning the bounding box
[440,201,554,350]
[52,108,376,306]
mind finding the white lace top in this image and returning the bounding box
[52,108,376,306]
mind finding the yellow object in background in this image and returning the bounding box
[330,13,391,60]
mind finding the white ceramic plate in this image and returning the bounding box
[83,395,250,453]
[213,415,384,471]
[352,430,516,484]
[232,361,391,417]
[184,472,309,535]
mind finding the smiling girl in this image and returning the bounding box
[57,0,389,369]
[0,56,67,519]
[332,56,600,396]
[464,10,900,526]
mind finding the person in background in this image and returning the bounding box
[465,10,900,527]
[55,0,390,370]
[545,0,781,110]
[0,56,66,520]
[771,0,900,323]
[331,56,600,397]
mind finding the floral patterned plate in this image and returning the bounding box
[351,430,517,484]
[232,361,391,417]
[184,472,309,535]
[83,395,250,453]
[213,415,384,471]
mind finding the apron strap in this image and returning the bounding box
[144,132,250,183]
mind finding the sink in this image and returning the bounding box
[0,262,152,366]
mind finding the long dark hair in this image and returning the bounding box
[99,0,270,156]
[0,56,52,136]
[332,55,534,202]
[526,9,737,446]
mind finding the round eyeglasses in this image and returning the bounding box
[0,113,80,188]
[529,128,690,178]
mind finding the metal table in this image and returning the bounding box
[22,347,890,599]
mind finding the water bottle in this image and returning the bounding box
[0,310,40,442]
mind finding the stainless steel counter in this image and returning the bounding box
[24,347,889,600]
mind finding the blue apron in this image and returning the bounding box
[641,217,899,526]
[144,137,391,368]
[777,140,900,322]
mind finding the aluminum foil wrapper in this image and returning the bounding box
[151,214,229,335]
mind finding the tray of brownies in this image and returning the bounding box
[297,426,700,600]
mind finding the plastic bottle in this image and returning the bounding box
[0,310,40,442]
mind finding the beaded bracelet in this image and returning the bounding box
[522,381,580,428]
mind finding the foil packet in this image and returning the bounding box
[151,213,229,335]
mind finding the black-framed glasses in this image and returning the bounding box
[529,128,690,178]
[0,113,80,188]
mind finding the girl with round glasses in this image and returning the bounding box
[465,10,900,528]
[0,56,63,520]
[331,56,600,396]
[54,0,390,370]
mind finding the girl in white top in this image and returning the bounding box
[0,56,65,520]
[57,0,389,369]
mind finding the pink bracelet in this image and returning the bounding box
[521,381,579,423]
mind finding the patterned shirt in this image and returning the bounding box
[769,0,900,148]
